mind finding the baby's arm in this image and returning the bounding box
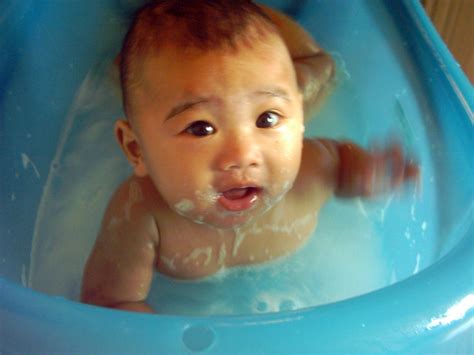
[81,178,159,313]
[307,139,419,197]
[335,140,419,197]
[260,5,335,115]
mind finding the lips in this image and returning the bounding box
[218,187,262,212]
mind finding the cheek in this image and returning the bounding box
[273,125,303,166]
[146,142,200,179]
[155,163,205,196]
[146,148,215,203]
[265,128,302,195]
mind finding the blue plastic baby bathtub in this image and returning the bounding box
[1,0,473,353]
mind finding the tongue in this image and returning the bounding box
[223,188,249,200]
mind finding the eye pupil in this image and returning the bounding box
[186,121,215,136]
[256,111,279,128]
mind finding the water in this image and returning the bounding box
[9,0,437,316]
[29,57,129,299]
[148,199,388,315]
[28,50,430,315]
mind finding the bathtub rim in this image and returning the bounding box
[1,0,474,352]
[1,220,473,352]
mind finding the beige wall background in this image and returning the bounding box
[422,0,474,83]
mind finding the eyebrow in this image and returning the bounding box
[165,87,292,121]
[252,87,291,102]
[165,98,211,120]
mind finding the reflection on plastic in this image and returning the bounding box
[426,294,474,330]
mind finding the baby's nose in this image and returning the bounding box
[217,133,263,172]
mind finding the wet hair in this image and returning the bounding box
[119,0,278,118]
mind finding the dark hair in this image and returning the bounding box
[119,0,277,117]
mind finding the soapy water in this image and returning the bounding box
[28,54,432,315]
[148,200,388,315]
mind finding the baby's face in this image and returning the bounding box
[129,33,304,228]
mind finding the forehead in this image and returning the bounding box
[139,32,296,99]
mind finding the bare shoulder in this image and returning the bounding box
[292,138,339,195]
[116,175,156,212]
[95,175,161,246]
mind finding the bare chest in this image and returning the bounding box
[154,202,320,280]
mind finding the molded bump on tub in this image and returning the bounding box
[256,300,268,313]
[182,324,215,352]
[279,299,296,311]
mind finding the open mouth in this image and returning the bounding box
[218,187,262,212]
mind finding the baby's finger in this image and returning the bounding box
[404,161,420,182]
[388,144,405,188]
[364,149,386,196]
[361,153,377,196]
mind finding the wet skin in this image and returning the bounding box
[81,31,336,310]
[81,11,418,312]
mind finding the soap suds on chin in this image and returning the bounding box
[195,187,219,205]
[192,215,205,225]
[174,199,195,214]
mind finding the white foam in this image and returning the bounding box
[232,228,246,257]
[195,187,219,205]
[174,199,195,214]
[21,153,41,179]
[218,243,227,266]
[183,247,213,266]
[160,256,176,271]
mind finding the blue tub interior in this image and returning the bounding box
[1,0,473,353]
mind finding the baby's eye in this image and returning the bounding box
[256,111,281,128]
[185,121,216,137]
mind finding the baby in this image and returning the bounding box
[81,0,418,313]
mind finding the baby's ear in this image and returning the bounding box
[115,119,147,177]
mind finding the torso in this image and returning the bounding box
[149,139,335,279]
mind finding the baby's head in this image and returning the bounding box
[120,0,280,118]
[116,0,305,228]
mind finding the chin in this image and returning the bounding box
[173,187,289,230]
[199,212,256,230]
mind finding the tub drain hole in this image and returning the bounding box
[182,324,215,352]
